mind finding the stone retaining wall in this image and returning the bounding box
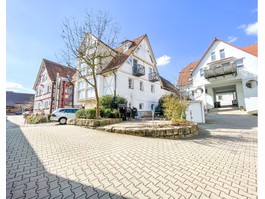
[67,118,122,127]
[97,123,198,139]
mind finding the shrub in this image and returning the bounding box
[100,95,127,109]
[26,115,48,124]
[104,108,112,118]
[162,94,189,122]
[76,109,86,119]
[47,114,52,122]
[76,108,96,119]
[109,109,120,118]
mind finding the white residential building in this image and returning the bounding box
[187,38,258,113]
[74,34,177,113]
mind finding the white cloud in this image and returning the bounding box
[227,36,238,43]
[6,82,34,94]
[238,22,258,36]
[156,55,171,66]
[245,22,258,35]
[6,82,23,89]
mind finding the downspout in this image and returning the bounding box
[49,81,55,114]
[112,70,117,108]
[71,83,74,108]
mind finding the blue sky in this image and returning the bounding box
[6,0,257,94]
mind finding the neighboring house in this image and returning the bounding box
[180,38,257,113]
[33,59,76,114]
[74,34,177,112]
[177,61,199,98]
[6,91,34,114]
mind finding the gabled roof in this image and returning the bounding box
[33,59,76,89]
[177,61,199,87]
[99,35,146,74]
[191,37,258,74]
[43,59,76,81]
[160,76,179,93]
[241,43,258,56]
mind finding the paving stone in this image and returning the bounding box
[6,114,258,199]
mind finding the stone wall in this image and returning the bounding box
[67,118,122,127]
[97,123,198,139]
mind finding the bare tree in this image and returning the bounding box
[60,10,120,118]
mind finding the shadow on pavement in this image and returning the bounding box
[6,119,127,199]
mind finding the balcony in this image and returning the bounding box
[149,72,160,82]
[132,64,145,77]
[204,57,237,79]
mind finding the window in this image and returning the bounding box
[187,77,192,82]
[151,85,155,93]
[149,67,153,74]
[236,58,244,68]
[87,68,92,76]
[140,81,144,91]
[78,90,85,100]
[86,88,95,98]
[200,68,204,76]
[220,49,225,59]
[139,103,144,110]
[78,81,85,89]
[47,85,50,93]
[133,59,138,67]
[128,78,134,89]
[218,95,223,100]
[87,79,94,88]
[211,52,216,61]
[189,68,193,72]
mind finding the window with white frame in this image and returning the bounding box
[211,52,216,61]
[151,84,155,93]
[133,59,138,67]
[236,58,244,68]
[78,81,85,89]
[140,81,144,91]
[220,49,225,59]
[86,88,95,98]
[149,67,153,74]
[128,78,134,89]
[200,68,204,76]
[139,103,144,110]
[187,77,192,82]
[78,90,85,100]
[87,79,94,87]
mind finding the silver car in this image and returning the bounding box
[50,108,79,125]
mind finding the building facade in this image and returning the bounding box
[33,59,76,114]
[178,38,258,113]
[74,34,177,112]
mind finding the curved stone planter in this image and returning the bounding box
[67,118,122,127]
[97,123,198,139]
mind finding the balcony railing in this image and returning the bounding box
[204,59,237,79]
[149,72,160,82]
[132,64,145,77]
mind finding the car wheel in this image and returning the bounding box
[59,117,67,125]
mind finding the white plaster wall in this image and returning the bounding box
[190,40,257,112]
[186,101,205,123]
[236,82,245,109]
[242,77,258,112]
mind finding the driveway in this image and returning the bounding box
[6,112,257,199]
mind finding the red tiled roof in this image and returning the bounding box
[43,59,76,81]
[177,61,199,87]
[99,35,146,74]
[241,43,258,57]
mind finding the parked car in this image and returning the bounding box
[50,108,79,125]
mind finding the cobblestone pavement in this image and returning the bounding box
[6,112,257,199]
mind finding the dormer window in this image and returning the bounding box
[189,68,193,72]
[123,43,130,51]
[187,77,192,82]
